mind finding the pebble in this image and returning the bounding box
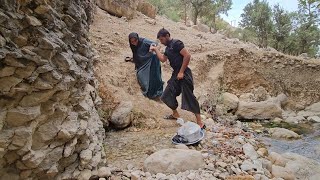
[156,173,166,179]
[187,172,196,180]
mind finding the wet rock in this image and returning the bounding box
[221,92,239,111]
[144,149,205,174]
[243,143,258,160]
[268,152,288,167]
[110,101,133,129]
[269,128,300,139]
[271,165,295,180]
[282,152,320,179]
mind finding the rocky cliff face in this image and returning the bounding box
[0,0,106,179]
[96,0,156,19]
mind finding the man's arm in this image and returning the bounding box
[177,48,191,80]
[150,46,168,63]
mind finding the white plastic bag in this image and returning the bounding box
[176,118,201,142]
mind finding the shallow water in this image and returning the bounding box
[104,128,177,169]
[259,122,320,162]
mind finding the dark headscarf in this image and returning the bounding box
[129,32,144,61]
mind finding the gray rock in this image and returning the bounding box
[80,149,93,166]
[271,165,295,180]
[175,144,189,150]
[156,173,166,179]
[307,116,320,123]
[282,152,320,179]
[110,101,133,129]
[298,102,320,117]
[285,116,305,124]
[221,92,239,111]
[243,143,258,160]
[239,93,255,102]
[98,167,111,177]
[269,128,300,139]
[187,172,196,180]
[78,169,92,180]
[64,138,77,158]
[144,149,205,174]
[236,100,282,120]
[131,170,140,180]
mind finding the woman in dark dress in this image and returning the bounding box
[128,32,163,99]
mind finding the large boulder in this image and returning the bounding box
[280,153,320,179]
[269,128,300,139]
[298,101,320,117]
[96,0,139,19]
[137,1,156,19]
[236,93,287,120]
[143,149,205,174]
[236,101,282,120]
[221,92,239,111]
[110,101,133,129]
[192,23,210,33]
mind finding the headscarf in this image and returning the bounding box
[129,32,144,61]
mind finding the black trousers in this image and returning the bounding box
[161,68,201,114]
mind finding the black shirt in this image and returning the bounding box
[164,39,185,72]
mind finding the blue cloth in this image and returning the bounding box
[133,38,163,99]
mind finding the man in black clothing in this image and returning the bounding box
[150,28,205,129]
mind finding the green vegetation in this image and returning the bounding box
[147,0,320,57]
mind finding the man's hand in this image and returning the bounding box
[177,72,184,80]
[149,45,157,52]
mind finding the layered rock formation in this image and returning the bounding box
[223,48,320,108]
[0,0,106,179]
[96,0,156,19]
